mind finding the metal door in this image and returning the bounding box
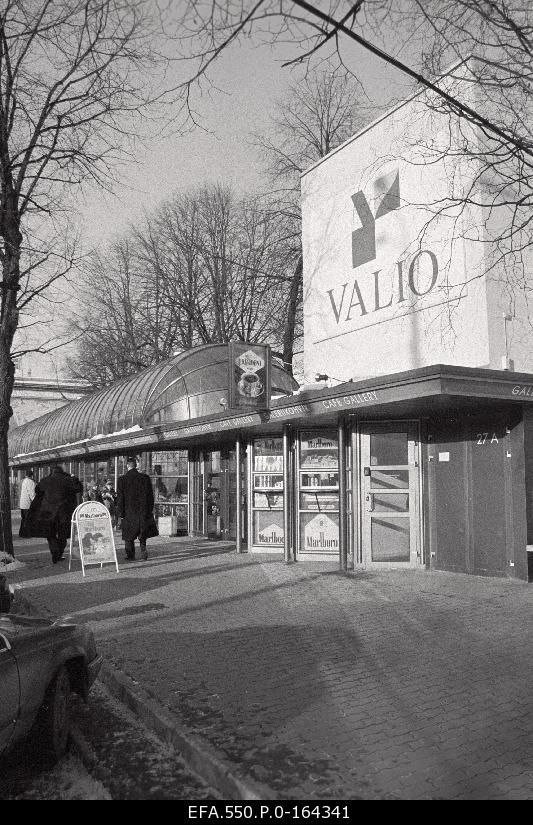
[359,422,421,568]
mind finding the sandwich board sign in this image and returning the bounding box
[69,501,119,576]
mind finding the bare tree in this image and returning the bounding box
[69,184,293,385]
[178,1,533,337]
[68,238,151,387]
[256,68,366,374]
[360,1,533,301]
[0,0,176,555]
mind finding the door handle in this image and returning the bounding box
[365,493,374,512]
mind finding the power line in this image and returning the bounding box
[288,0,533,161]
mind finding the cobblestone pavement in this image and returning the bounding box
[7,527,533,800]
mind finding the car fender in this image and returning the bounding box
[49,642,91,697]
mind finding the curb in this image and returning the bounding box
[99,661,273,800]
[11,587,275,801]
[68,723,100,773]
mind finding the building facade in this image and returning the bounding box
[8,83,533,582]
[11,375,91,428]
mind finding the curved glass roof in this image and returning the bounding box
[9,344,298,458]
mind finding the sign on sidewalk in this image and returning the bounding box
[69,502,119,576]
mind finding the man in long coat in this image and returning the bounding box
[27,464,83,563]
[117,456,157,561]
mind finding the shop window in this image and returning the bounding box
[250,437,284,549]
[298,431,340,555]
[148,450,189,533]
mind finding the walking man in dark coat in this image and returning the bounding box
[29,464,83,564]
[117,456,157,561]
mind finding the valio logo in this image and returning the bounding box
[351,170,401,269]
[326,169,440,326]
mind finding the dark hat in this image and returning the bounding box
[126,456,137,464]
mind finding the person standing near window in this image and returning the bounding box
[117,457,158,561]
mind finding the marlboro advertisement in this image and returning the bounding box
[301,513,340,554]
[228,343,271,410]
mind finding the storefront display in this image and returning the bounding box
[250,437,284,549]
[301,512,340,552]
[298,431,340,555]
[147,450,189,534]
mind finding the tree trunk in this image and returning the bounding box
[282,253,303,377]
[0,213,22,557]
[0,339,15,557]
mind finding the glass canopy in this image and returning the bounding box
[9,344,298,458]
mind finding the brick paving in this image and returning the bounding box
[7,526,533,800]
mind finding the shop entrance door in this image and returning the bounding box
[359,422,421,568]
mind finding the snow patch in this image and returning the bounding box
[0,551,26,571]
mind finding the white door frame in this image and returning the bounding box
[356,420,422,569]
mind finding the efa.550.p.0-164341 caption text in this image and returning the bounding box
[188,805,353,821]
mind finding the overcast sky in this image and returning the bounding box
[21,28,414,378]
[77,28,414,248]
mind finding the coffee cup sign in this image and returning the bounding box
[229,343,271,410]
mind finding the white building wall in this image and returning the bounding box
[481,202,533,373]
[301,83,529,382]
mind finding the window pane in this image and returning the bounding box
[300,492,339,511]
[154,476,188,502]
[300,471,339,488]
[300,431,338,469]
[155,502,188,532]
[371,517,410,562]
[372,493,409,512]
[253,511,284,546]
[370,470,409,489]
[254,438,283,472]
[253,474,283,490]
[150,450,188,475]
[300,512,339,554]
[255,437,283,455]
[254,492,283,509]
[369,431,408,465]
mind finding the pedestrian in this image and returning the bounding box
[102,481,118,528]
[18,469,36,537]
[87,483,102,503]
[116,456,158,561]
[25,464,83,564]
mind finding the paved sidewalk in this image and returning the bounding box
[6,524,533,800]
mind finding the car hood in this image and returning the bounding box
[0,613,78,639]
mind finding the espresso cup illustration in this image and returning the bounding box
[238,372,263,397]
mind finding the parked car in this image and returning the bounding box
[0,609,102,761]
[0,574,14,613]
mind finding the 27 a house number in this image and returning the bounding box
[476,432,499,445]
